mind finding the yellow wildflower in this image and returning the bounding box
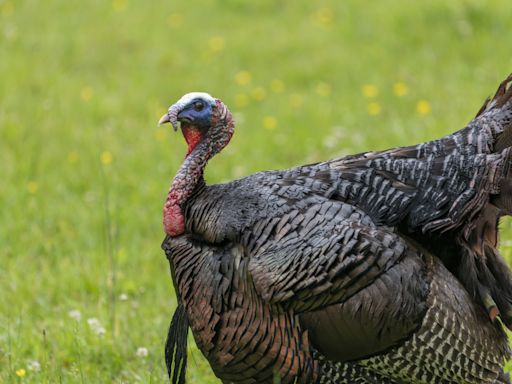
[67,151,79,164]
[2,2,14,16]
[234,93,249,108]
[101,151,113,165]
[80,86,94,102]
[270,79,285,93]
[416,100,431,115]
[234,71,252,86]
[393,82,408,97]
[316,82,332,97]
[362,84,378,98]
[367,102,381,116]
[251,87,266,101]
[313,8,333,26]
[167,13,184,29]
[15,369,26,377]
[27,181,38,194]
[208,36,225,53]
[289,94,304,109]
[263,116,277,130]
[112,0,127,12]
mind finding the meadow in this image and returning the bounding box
[2,0,512,382]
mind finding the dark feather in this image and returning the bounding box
[165,301,189,384]
[161,75,512,383]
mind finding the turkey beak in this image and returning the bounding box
[158,103,182,131]
[158,113,170,125]
[158,113,178,132]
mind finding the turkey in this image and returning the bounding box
[159,76,512,384]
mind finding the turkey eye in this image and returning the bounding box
[193,101,204,111]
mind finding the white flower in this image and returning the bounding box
[119,293,129,301]
[87,318,106,336]
[136,347,148,358]
[68,310,81,321]
[27,360,41,372]
[87,318,101,328]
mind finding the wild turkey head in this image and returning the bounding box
[159,92,235,157]
[158,93,234,236]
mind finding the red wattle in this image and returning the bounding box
[183,127,203,156]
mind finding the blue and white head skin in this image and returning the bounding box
[159,92,217,131]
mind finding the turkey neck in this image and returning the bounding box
[164,138,211,236]
[164,102,234,236]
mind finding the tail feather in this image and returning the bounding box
[476,95,492,118]
[315,74,512,330]
[493,73,512,109]
[479,73,512,113]
[476,74,512,151]
[165,301,189,384]
[466,74,512,327]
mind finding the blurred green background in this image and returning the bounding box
[2,0,512,382]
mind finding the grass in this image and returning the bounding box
[2,0,512,382]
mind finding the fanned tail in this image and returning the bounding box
[165,301,189,384]
[328,74,512,329]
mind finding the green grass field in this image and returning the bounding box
[2,0,512,382]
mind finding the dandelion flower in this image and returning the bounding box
[80,86,94,102]
[393,82,408,97]
[112,0,127,12]
[367,102,382,116]
[289,94,304,109]
[313,8,333,26]
[68,309,82,321]
[27,181,38,194]
[167,13,184,29]
[67,151,79,164]
[316,82,332,97]
[100,151,113,165]
[208,36,225,53]
[15,369,26,377]
[417,100,431,115]
[362,84,378,98]
[263,116,277,130]
[136,347,149,357]
[27,360,41,372]
[2,2,14,17]
[234,71,252,86]
[270,79,285,93]
[251,87,266,101]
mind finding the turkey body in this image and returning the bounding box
[164,166,509,384]
[161,78,512,383]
